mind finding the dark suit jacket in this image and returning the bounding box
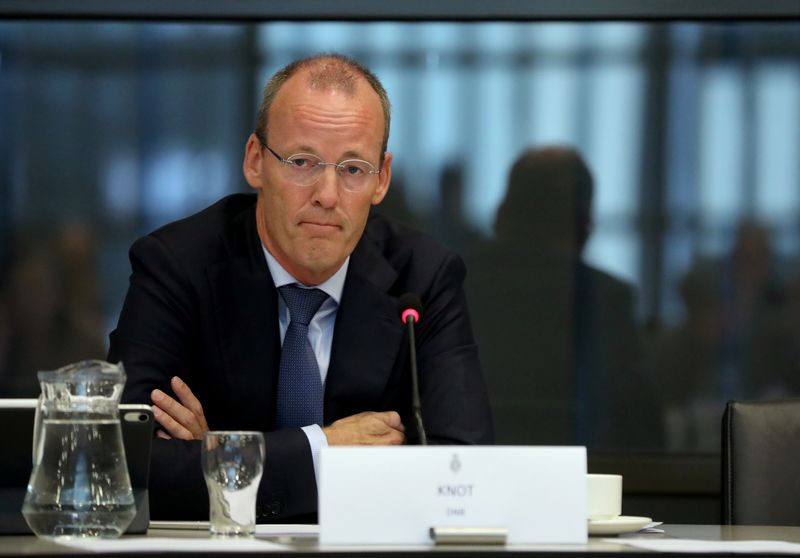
[108,193,493,522]
[467,241,662,451]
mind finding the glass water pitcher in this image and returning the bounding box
[22,360,136,538]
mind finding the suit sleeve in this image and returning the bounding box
[416,252,494,445]
[109,234,318,522]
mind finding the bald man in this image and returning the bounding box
[109,54,492,523]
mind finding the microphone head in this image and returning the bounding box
[399,293,423,324]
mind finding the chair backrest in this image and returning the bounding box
[722,399,800,525]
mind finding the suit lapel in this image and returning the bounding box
[205,206,405,427]
[325,228,404,421]
[206,208,281,431]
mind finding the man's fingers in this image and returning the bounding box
[368,417,405,444]
[324,411,406,446]
[152,405,195,440]
[151,388,205,438]
[365,411,405,432]
[170,376,209,432]
[151,389,194,424]
[380,411,405,432]
[170,376,200,410]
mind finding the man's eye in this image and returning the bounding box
[340,162,366,176]
[290,158,309,168]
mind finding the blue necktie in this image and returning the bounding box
[275,285,329,429]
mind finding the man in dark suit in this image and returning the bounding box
[108,54,492,522]
[467,147,661,450]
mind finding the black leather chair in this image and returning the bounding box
[722,399,800,525]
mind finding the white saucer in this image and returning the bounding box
[588,515,653,536]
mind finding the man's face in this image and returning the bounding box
[243,71,392,285]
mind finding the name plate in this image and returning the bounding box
[319,446,587,545]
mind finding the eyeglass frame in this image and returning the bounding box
[255,133,383,191]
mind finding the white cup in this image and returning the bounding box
[586,474,622,520]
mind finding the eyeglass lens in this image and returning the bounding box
[282,154,376,191]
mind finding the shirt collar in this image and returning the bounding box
[262,245,348,305]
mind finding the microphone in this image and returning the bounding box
[399,293,427,445]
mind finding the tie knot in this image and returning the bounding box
[279,285,328,326]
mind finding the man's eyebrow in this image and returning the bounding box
[289,145,318,154]
[341,150,370,160]
[289,145,372,161]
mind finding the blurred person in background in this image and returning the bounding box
[468,146,662,451]
[0,224,105,397]
[645,221,791,451]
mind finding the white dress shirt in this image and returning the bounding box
[262,245,349,488]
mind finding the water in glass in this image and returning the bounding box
[202,431,265,537]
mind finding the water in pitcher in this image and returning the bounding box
[23,418,136,538]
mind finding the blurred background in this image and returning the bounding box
[1,14,799,521]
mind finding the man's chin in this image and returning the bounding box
[295,246,347,283]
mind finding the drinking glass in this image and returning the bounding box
[201,431,265,537]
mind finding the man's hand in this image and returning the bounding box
[151,376,209,440]
[323,411,405,446]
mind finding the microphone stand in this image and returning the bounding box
[406,314,427,445]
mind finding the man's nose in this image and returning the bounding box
[310,165,340,208]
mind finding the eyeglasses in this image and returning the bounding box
[261,141,381,193]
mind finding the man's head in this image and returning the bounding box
[495,146,593,254]
[243,54,393,285]
[254,54,391,163]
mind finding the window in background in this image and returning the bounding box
[1,20,798,457]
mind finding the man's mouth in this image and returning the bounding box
[300,221,340,234]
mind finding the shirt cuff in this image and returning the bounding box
[301,424,328,489]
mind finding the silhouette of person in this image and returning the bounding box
[433,161,482,260]
[771,268,800,396]
[720,221,787,401]
[0,225,106,397]
[646,221,791,451]
[644,260,723,450]
[468,146,662,450]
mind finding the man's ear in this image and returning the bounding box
[371,151,392,205]
[243,133,265,190]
